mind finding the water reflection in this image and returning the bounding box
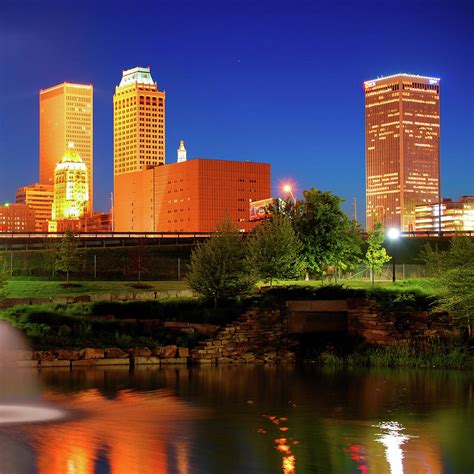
[0,365,471,473]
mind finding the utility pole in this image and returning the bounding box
[352,196,358,222]
[110,192,114,232]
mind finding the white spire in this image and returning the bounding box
[177,139,187,163]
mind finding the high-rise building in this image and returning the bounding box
[365,73,440,231]
[0,203,36,233]
[40,82,93,212]
[114,157,270,232]
[415,196,474,233]
[113,66,166,177]
[16,183,54,232]
[52,145,89,222]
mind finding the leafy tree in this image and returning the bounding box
[424,237,474,338]
[55,230,82,284]
[365,222,391,286]
[285,188,363,280]
[185,218,256,307]
[248,215,306,286]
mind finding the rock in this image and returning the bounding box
[129,347,152,357]
[33,351,56,361]
[160,357,187,365]
[178,347,190,358]
[105,348,128,359]
[40,360,71,368]
[134,356,161,365]
[55,350,80,360]
[162,345,177,358]
[151,347,164,357]
[80,348,105,359]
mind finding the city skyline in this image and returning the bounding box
[1,0,473,224]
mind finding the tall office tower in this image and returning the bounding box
[40,82,93,213]
[365,74,440,231]
[52,145,89,221]
[113,66,166,177]
[16,183,54,231]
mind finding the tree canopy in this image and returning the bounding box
[365,221,391,285]
[248,215,306,286]
[185,219,256,306]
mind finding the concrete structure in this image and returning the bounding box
[114,158,270,232]
[40,82,93,212]
[51,145,89,222]
[0,203,36,232]
[365,73,440,231]
[415,196,474,232]
[113,66,165,177]
[177,139,187,163]
[15,183,54,232]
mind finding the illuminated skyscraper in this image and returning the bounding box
[113,66,166,176]
[52,145,89,221]
[39,82,93,212]
[365,74,440,231]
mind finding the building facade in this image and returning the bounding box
[52,146,89,222]
[365,73,440,231]
[16,183,54,232]
[415,196,474,233]
[114,158,270,232]
[40,82,93,212]
[0,203,36,232]
[113,67,165,178]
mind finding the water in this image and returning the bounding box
[0,364,472,473]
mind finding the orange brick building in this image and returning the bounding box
[114,159,270,232]
[0,203,36,232]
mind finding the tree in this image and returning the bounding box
[288,188,363,280]
[55,230,82,284]
[365,222,391,286]
[248,215,306,286]
[424,237,474,338]
[185,218,257,306]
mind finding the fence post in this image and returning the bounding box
[94,254,97,280]
[402,263,405,280]
[178,257,181,281]
[10,251,13,277]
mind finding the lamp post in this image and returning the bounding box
[283,184,296,205]
[387,228,400,282]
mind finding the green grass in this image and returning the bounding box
[5,279,188,298]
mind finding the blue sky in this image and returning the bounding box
[1,0,473,223]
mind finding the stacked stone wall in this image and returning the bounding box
[190,307,296,364]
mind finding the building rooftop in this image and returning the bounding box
[364,73,440,87]
[119,66,155,87]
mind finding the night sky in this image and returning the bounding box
[1,0,473,224]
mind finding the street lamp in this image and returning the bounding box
[387,228,400,282]
[282,184,296,205]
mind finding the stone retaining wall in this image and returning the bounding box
[0,289,195,309]
[190,307,296,364]
[1,345,189,369]
[347,298,459,345]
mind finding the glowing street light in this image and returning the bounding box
[387,228,400,282]
[282,184,296,204]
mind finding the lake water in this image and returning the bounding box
[0,365,472,473]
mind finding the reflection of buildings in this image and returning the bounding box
[365,73,440,231]
[30,389,199,474]
[15,183,54,232]
[114,153,270,232]
[415,196,474,232]
[40,82,93,212]
[0,203,35,232]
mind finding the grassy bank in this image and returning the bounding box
[5,278,187,298]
